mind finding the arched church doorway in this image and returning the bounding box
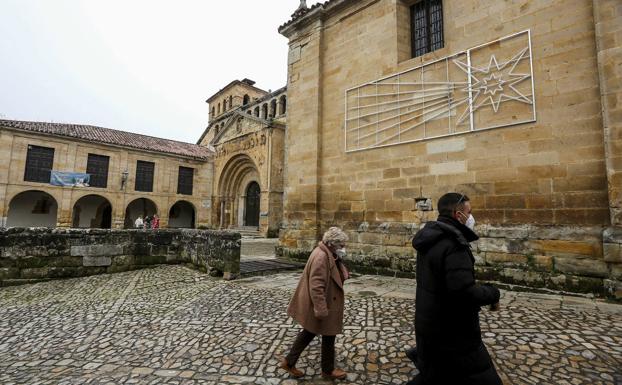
[72,195,112,228]
[124,198,157,228]
[6,190,58,227]
[244,182,260,227]
[216,154,261,229]
[168,200,196,228]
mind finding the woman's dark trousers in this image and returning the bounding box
[285,329,335,373]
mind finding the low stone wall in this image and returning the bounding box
[277,223,622,299]
[0,228,241,286]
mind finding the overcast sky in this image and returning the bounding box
[0,0,322,143]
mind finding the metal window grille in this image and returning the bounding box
[177,166,194,195]
[135,160,155,192]
[86,153,109,188]
[411,0,444,58]
[24,145,54,183]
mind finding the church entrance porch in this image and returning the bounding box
[216,154,270,234]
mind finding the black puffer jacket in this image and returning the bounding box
[413,216,500,354]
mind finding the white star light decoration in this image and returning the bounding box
[344,30,536,152]
[453,47,533,125]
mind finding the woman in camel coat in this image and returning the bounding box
[279,227,350,380]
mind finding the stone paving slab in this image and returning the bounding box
[0,266,620,385]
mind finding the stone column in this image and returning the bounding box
[593,0,622,226]
[593,0,622,298]
[0,131,14,227]
[280,18,325,252]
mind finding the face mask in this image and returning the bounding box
[457,211,475,230]
[335,248,347,258]
[465,214,475,230]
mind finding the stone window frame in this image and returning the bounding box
[86,153,110,188]
[410,0,444,58]
[135,160,155,192]
[279,95,287,115]
[177,166,194,196]
[24,144,55,183]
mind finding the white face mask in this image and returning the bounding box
[335,248,347,258]
[465,214,475,230]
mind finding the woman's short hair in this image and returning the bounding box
[322,226,348,246]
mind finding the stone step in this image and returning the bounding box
[241,238,279,257]
[230,227,262,238]
[239,258,303,277]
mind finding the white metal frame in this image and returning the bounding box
[344,30,536,153]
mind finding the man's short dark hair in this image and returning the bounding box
[438,193,469,217]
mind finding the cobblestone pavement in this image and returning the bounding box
[0,266,621,385]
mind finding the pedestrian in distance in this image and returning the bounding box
[408,192,503,385]
[134,215,143,229]
[144,215,152,230]
[152,214,160,229]
[278,227,350,380]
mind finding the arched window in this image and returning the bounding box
[270,99,277,118]
[211,106,215,118]
[254,107,260,117]
[279,95,287,115]
[229,95,233,109]
[223,99,227,112]
[247,110,252,115]
[217,103,221,114]
[243,94,250,105]
[262,104,268,119]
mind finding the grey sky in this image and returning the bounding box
[0,0,321,144]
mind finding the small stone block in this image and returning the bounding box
[83,256,112,267]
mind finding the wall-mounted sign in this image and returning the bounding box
[50,171,90,187]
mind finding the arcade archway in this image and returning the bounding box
[72,194,112,228]
[124,198,158,228]
[168,200,196,228]
[6,190,58,227]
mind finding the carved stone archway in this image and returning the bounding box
[216,154,262,230]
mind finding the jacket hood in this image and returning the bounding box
[412,218,478,252]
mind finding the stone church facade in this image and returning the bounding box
[276,0,621,296]
[197,79,287,237]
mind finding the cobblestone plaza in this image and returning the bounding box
[0,265,620,385]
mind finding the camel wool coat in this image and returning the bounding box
[287,242,345,336]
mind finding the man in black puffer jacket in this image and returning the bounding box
[407,193,503,385]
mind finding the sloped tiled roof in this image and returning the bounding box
[0,119,212,160]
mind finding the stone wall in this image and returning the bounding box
[277,0,621,298]
[278,222,622,299]
[0,228,240,286]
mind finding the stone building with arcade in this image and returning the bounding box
[0,120,212,230]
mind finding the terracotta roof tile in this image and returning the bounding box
[0,119,212,160]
